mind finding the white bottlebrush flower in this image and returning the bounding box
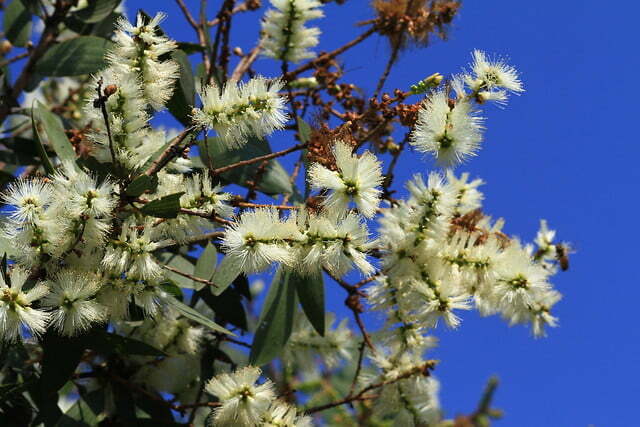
[52,163,116,219]
[205,366,275,426]
[411,90,484,167]
[445,170,484,216]
[262,400,312,427]
[308,140,383,218]
[286,313,353,370]
[0,267,49,342]
[529,289,561,338]
[102,219,163,280]
[192,77,288,149]
[297,210,375,277]
[181,171,234,218]
[2,179,52,223]
[534,219,558,262]
[110,12,179,110]
[262,0,324,63]
[222,208,301,274]
[42,270,107,336]
[493,242,551,310]
[465,50,524,96]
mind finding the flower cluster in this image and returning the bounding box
[262,0,324,63]
[85,12,179,170]
[411,50,523,167]
[222,208,376,277]
[192,77,288,149]
[309,140,383,218]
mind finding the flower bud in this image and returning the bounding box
[0,40,12,55]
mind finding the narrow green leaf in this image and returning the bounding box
[19,0,42,16]
[71,0,121,23]
[86,331,165,357]
[125,175,158,197]
[140,192,184,218]
[35,36,113,77]
[211,255,240,296]
[165,297,234,335]
[4,0,32,47]
[31,106,54,175]
[196,286,248,331]
[195,242,217,282]
[292,270,325,336]
[56,390,104,426]
[35,330,96,425]
[297,118,312,143]
[167,49,195,126]
[177,42,205,54]
[249,268,297,366]
[36,102,78,165]
[159,281,183,301]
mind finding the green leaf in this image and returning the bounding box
[35,330,93,425]
[70,0,121,23]
[200,137,293,195]
[56,390,104,426]
[65,12,121,38]
[19,0,42,16]
[292,270,325,336]
[194,242,217,282]
[31,106,54,175]
[196,286,248,331]
[177,42,205,54]
[165,297,234,335]
[86,331,165,357]
[159,281,183,300]
[297,118,312,144]
[166,49,195,126]
[249,268,297,366]
[4,0,32,47]
[125,175,158,197]
[35,36,113,77]
[211,255,240,296]
[140,192,184,218]
[35,102,78,165]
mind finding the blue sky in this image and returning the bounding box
[132,0,639,425]
[5,0,636,425]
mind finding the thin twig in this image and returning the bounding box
[0,51,29,68]
[285,25,378,80]
[162,264,218,288]
[208,1,252,26]
[143,126,197,176]
[230,41,262,81]
[304,360,438,414]
[233,201,299,210]
[212,143,307,175]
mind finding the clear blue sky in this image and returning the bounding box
[134,1,639,425]
[13,0,637,425]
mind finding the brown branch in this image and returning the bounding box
[304,360,438,414]
[208,1,253,26]
[285,25,378,80]
[212,143,307,175]
[143,126,197,176]
[233,201,299,210]
[230,41,262,81]
[175,0,212,79]
[0,51,29,68]
[155,231,225,249]
[162,264,218,288]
